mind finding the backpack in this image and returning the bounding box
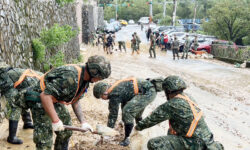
[107,36,113,44]
[147,77,164,92]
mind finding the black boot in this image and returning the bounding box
[7,120,23,144]
[22,111,33,129]
[119,123,134,146]
[54,138,69,150]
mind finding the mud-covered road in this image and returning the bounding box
[0,25,249,150]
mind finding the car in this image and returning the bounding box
[138,17,150,25]
[120,20,128,26]
[128,20,135,24]
[111,21,121,32]
[104,24,116,33]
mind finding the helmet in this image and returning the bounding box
[162,76,187,93]
[93,82,109,98]
[87,55,111,79]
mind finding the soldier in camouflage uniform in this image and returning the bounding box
[14,55,111,150]
[89,31,96,46]
[149,34,156,58]
[118,41,126,52]
[135,76,224,150]
[171,35,180,60]
[134,32,141,51]
[193,35,199,51]
[182,34,192,59]
[131,34,139,55]
[93,77,164,146]
[0,61,41,144]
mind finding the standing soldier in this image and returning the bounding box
[0,62,42,144]
[182,34,192,59]
[193,35,199,51]
[135,76,224,150]
[107,34,113,54]
[11,55,111,150]
[131,34,139,55]
[118,41,127,52]
[134,32,141,51]
[149,34,156,58]
[93,77,163,146]
[89,31,96,46]
[103,33,107,52]
[171,35,180,60]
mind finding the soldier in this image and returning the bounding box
[134,32,141,51]
[106,33,113,54]
[103,33,107,52]
[0,62,42,144]
[182,34,192,59]
[135,75,224,150]
[131,34,139,55]
[13,55,111,150]
[89,31,96,46]
[171,35,180,60]
[149,34,156,58]
[93,77,163,146]
[118,41,126,52]
[193,35,199,51]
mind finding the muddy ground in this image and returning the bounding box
[0,43,249,150]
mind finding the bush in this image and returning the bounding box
[32,39,45,62]
[49,51,65,68]
[56,0,74,6]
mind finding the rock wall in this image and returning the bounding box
[0,0,80,69]
[211,44,250,62]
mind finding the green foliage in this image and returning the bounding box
[203,0,250,45]
[49,51,65,68]
[242,36,250,45]
[159,16,172,26]
[32,39,45,62]
[56,0,74,6]
[40,24,78,48]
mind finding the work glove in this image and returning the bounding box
[81,122,93,132]
[52,120,64,131]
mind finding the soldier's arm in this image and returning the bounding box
[72,100,86,124]
[135,102,170,131]
[107,98,120,128]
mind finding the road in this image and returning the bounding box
[0,25,249,150]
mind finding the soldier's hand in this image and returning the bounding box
[81,122,93,132]
[52,120,65,131]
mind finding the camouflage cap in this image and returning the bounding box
[148,77,164,92]
[93,82,109,98]
[87,55,111,79]
[162,75,187,93]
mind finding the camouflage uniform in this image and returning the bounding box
[118,41,126,52]
[149,34,156,58]
[131,35,138,54]
[182,37,191,59]
[193,38,199,51]
[134,34,141,51]
[21,65,89,150]
[171,39,180,60]
[136,76,224,150]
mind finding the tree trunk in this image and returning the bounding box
[172,0,178,26]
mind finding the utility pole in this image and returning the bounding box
[149,0,153,23]
[192,0,198,32]
[115,0,118,20]
[172,0,178,26]
[163,0,167,18]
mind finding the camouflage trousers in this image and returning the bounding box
[118,41,126,52]
[172,48,179,60]
[149,45,156,58]
[182,47,189,59]
[29,102,72,150]
[122,87,156,125]
[147,135,224,150]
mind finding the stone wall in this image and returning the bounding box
[0,0,80,70]
[211,44,250,62]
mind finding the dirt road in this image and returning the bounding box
[0,40,249,149]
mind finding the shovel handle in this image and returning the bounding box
[64,125,99,135]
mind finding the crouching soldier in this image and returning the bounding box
[0,61,42,144]
[13,55,111,150]
[135,75,224,150]
[93,77,164,146]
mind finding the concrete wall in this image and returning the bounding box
[0,0,80,69]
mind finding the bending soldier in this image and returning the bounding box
[0,62,42,144]
[93,77,163,146]
[135,76,224,150]
[13,55,111,150]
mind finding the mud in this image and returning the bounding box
[0,38,250,149]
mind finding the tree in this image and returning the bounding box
[203,0,250,45]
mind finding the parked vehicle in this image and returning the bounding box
[128,20,135,24]
[138,17,150,24]
[120,20,128,26]
[111,21,122,32]
[104,24,116,33]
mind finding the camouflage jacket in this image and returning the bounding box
[136,93,213,143]
[172,40,180,49]
[34,65,89,103]
[107,78,155,128]
[184,38,192,48]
